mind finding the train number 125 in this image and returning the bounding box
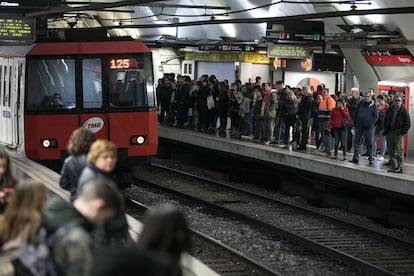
[110,59,130,69]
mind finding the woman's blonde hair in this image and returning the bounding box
[302,85,313,96]
[0,179,47,244]
[87,139,117,164]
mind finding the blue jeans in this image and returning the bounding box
[244,113,253,136]
[353,127,374,161]
[274,116,286,144]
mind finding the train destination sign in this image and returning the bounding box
[267,45,309,59]
[0,15,34,42]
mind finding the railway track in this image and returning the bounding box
[132,162,414,276]
[125,196,282,276]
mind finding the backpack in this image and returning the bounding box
[0,224,76,276]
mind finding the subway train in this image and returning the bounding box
[0,40,158,170]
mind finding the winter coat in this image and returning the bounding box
[297,95,314,120]
[41,196,95,276]
[383,105,411,136]
[59,154,87,202]
[264,91,278,119]
[328,107,350,129]
[77,164,130,248]
[353,100,378,130]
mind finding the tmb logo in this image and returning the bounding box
[83,117,104,133]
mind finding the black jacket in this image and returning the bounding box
[384,105,411,136]
[60,154,87,201]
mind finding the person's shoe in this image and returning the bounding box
[361,152,369,156]
[264,141,270,145]
[376,155,384,161]
[393,167,403,173]
[342,156,347,161]
[368,160,374,166]
[387,167,396,172]
[349,159,359,164]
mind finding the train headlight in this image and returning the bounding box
[41,138,58,148]
[130,135,146,145]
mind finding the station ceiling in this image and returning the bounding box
[4,0,414,45]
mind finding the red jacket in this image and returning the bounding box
[328,107,349,129]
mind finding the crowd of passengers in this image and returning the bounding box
[157,73,410,173]
[0,130,190,276]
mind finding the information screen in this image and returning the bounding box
[0,14,34,42]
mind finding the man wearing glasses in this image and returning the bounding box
[383,95,411,173]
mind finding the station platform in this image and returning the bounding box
[6,149,218,276]
[158,125,414,198]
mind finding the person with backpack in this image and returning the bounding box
[42,178,121,276]
[0,179,47,276]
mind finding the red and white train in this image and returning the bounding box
[0,40,158,170]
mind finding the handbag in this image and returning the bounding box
[207,94,215,110]
[342,117,353,128]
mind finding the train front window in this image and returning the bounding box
[26,58,76,111]
[108,57,151,108]
[82,58,102,109]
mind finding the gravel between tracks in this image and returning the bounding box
[125,158,414,275]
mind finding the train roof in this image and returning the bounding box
[0,41,151,57]
[27,41,151,56]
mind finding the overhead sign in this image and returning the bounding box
[266,21,325,42]
[362,49,414,65]
[198,44,256,52]
[0,14,34,42]
[268,45,309,59]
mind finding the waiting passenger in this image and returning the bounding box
[350,91,378,165]
[42,178,121,276]
[383,95,411,173]
[327,98,350,160]
[60,127,96,201]
[0,180,47,275]
[0,146,16,213]
[137,204,190,276]
[77,139,130,248]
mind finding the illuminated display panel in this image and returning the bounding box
[109,58,139,69]
[0,14,34,42]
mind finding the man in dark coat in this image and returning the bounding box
[350,91,378,165]
[383,95,411,173]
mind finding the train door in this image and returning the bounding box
[13,59,25,148]
[0,58,5,144]
[78,58,108,139]
[0,59,12,146]
[9,58,24,148]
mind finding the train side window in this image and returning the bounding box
[82,58,102,109]
[26,58,76,111]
